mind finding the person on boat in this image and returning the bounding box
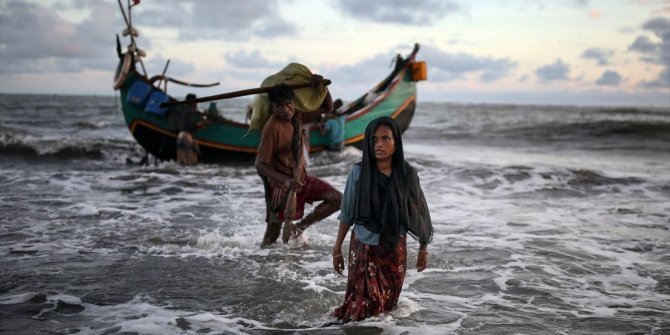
[176,93,209,165]
[255,84,342,247]
[331,116,432,323]
[333,98,344,114]
[205,102,225,122]
[178,94,198,131]
[318,99,345,151]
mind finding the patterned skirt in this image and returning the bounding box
[333,232,407,323]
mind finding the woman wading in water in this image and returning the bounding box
[332,116,433,322]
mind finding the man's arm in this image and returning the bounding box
[311,90,333,115]
[255,157,301,190]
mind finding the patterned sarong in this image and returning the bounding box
[333,232,407,322]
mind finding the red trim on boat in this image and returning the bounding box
[130,119,257,153]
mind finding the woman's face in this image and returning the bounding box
[373,123,395,162]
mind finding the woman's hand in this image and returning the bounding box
[332,222,350,275]
[333,252,344,275]
[416,247,428,272]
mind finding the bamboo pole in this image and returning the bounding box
[159,80,331,108]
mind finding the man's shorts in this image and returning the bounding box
[266,175,338,222]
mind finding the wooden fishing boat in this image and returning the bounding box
[113,3,426,163]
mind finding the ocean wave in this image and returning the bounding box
[75,120,111,129]
[592,106,670,117]
[508,120,670,140]
[444,164,649,199]
[410,104,670,148]
[0,140,103,159]
[0,128,137,160]
[408,122,670,153]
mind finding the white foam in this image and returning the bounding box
[3,102,670,333]
[0,292,35,305]
[82,296,263,335]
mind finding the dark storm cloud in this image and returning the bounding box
[581,48,613,66]
[595,70,622,86]
[535,59,571,83]
[419,45,517,83]
[134,0,296,40]
[0,1,123,74]
[628,16,670,88]
[336,0,464,25]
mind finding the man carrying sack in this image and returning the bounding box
[255,83,342,247]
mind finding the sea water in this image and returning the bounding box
[0,94,669,334]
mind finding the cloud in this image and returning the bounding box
[224,50,284,70]
[135,0,296,40]
[581,48,614,65]
[643,16,670,41]
[595,70,622,86]
[419,45,517,83]
[311,44,517,95]
[627,1,670,15]
[629,36,659,53]
[0,1,121,74]
[328,52,400,86]
[575,0,593,7]
[628,17,669,65]
[144,57,195,78]
[535,59,571,83]
[223,44,417,99]
[628,16,670,88]
[336,0,465,25]
[639,68,670,88]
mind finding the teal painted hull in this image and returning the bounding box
[117,45,421,163]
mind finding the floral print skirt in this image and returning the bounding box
[333,232,407,323]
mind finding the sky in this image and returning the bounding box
[0,0,669,107]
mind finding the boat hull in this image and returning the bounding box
[117,47,421,163]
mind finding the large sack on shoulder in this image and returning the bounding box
[250,63,329,131]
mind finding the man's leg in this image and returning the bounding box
[261,211,282,247]
[297,189,341,229]
[283,177,342,242]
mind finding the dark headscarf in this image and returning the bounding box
[354,117,433,247]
